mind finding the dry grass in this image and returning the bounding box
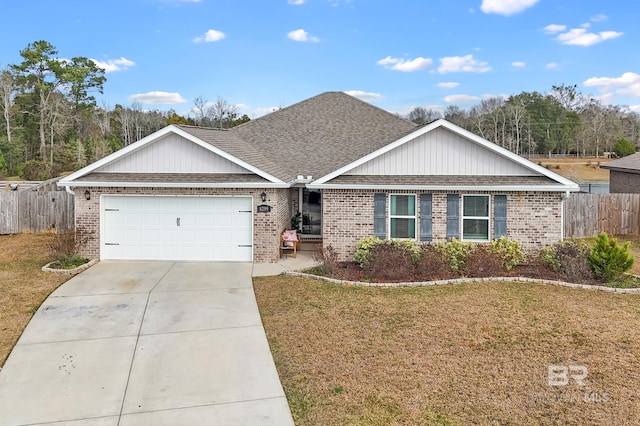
[535,157,612,182]
[0,234,69,367]
[254,275,640,425]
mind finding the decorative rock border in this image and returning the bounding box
[42,259,99,275]
[285,271,640,294]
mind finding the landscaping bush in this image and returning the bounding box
[463,245,505,277]
[364,241,417,282]
[587,233,635,283]
[312,244,340,277]
[415,244,451,280]
[354,236,383,267]
[434,238,473,272]
[539,239,593,282]
[487,237,526,271]
[47,229,90,269]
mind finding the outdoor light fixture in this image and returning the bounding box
[260,192,267,202]
[84,190,91,201]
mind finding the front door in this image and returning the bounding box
[300,188,322,237]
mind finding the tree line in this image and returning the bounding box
[0,40,248,180]
[1,40,638,181]
[406,84,640,158]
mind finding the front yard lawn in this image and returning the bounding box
[254,275,640,425]
[0,234,69,367]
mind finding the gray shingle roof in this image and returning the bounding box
[600,152,640,173]
[229,91,418,181]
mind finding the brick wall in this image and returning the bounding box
[322,189,563,261]
[75,187,289,262]
[609,170,640,193]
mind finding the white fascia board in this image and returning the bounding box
[313,119,578,187]
[66,181,290,189]
[58,125,285,186]
[306,183,580,192]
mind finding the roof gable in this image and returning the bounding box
[96,132,251,174]
[59,125,284,186]
[313,119,578,189]
[346,126,537,176]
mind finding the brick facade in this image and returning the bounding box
[609,170,640,193]
[322,189,564,261]
[75,187,289,263]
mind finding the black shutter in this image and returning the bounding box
[446,194,460,239]
[419,194,432,242]
[494,195,507,239]
[374,193,386,239]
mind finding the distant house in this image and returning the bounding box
[600,152,640,193]
[58,92,579,263]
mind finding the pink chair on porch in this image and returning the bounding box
[280,229,299,258]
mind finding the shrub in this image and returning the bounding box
[539,239,592,282]
[312,244,340,276]
[434,238,473,272]
[365,242,416,282]
[463,245,504,277]
[487,237,526,271]
[587,233,634,283]
[47,229,90,269]
[416,244,451,280]
[354,236,383,266]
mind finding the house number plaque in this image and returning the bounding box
[257,204,271,213]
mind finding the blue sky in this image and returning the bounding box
[2,0,639,118]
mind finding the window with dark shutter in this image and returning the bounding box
[374,193,386,239]
[446,194,460,239]
[419,194,432,242]
[494,195,507,239]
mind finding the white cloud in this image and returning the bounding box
[344,90,383,102]
[377,56,433,72]
[584,72,640,97]
[591,14,607,22]
[511,61,526,67]
[438,54,491,74]
[287,29,320,42]
[91,57,135,73]
[288,0,306,4]
[544,24,567,34]
[629,105,640,113]
[444,94,480,103]
[545,62,558,69]
[480,0,539,16]
[193,29,226,43]
[129,91,187,105]
[555,27,623,46]
[437,82,459,89]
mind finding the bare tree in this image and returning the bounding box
[407,106,441,125]
[0,69,14,143]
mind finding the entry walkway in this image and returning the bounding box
[0,262,294,425]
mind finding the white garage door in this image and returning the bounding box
[101,196,253,261]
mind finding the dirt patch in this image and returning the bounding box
[254,276,640,425]
[0,234,70,367]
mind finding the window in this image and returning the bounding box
[462,195,490,241]
[390,194,416,239]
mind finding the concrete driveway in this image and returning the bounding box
[0,262,294,426]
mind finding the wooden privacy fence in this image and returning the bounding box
[0,190,75,234]
[564,193,640,238]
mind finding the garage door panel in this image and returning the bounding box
[102,196,253,261]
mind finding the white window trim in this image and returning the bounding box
[388,193,417,240]
[461,194,491,242]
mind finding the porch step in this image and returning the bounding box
[299,239,322,251]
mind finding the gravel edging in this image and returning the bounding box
[284,271,640,294]
[42,258,99,274]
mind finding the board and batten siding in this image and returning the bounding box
[346,127,537,176]
[97,134,250,174]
